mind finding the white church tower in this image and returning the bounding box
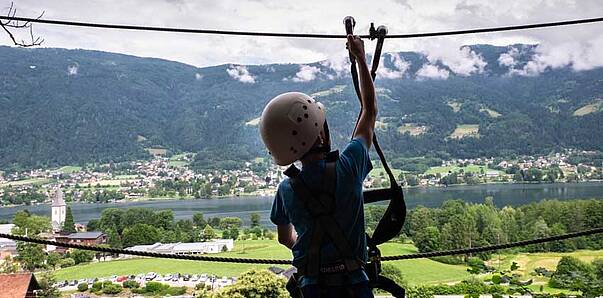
[51,188,66,232]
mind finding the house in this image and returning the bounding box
[53,232,107,253]
[0,273,40,298]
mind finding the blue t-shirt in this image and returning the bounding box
[270,138,373,287]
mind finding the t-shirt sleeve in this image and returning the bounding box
[339,137,373,183]
[270,182,290,226]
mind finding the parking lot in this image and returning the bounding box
[56,272,236,292]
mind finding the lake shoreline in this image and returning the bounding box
[2,182,603,225]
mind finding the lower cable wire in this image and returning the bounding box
[1,227,601,264]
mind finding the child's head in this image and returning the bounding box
[259,92,327,166]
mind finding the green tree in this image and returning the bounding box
[381,263,407,289]
[12,212,51,236]
[549,256,596,290]
[250,213,261,227]
[413,226,441,252]
[63,206,76,233]
[77,283,89,292]
[70,249,95,264]
[593,258,603,281]
[36,272,60,298]
[213,270,288,298]
[202,225,217,240]
[106,228,123,249]
[16,243,46,271]
[219,217,243,230]
[121,223,161,247]
[46,252,62,269]
[193,212,207,228]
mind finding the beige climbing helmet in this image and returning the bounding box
[259,92,326,166]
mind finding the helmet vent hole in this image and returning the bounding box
[290,147,295,151]
[292,130,297,136]
[304,113,309,118]
[315,122,318,126]
[307,100,312,103]
[303,105,307,110]
[302,142,306,146]
[297,117,302,122]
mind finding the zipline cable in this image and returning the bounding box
[0,16,603,39]
[1,227,602,264]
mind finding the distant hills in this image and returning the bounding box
[0,44,602,170]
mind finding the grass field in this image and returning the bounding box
[424,165,501,176]
[311,85,346,98]
[480,108,502,118]
[573,99,603,116]
[54,241,470,285]
[146,148,167,156]
[370,166,403,180]
[485,250,603,294]
[1,178,51,187]
[56,166,82,174]
[449,124,479,139]
[397,123,428,136]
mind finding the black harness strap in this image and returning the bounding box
[286,160,362,277]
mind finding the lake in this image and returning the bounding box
[1,182,603,226]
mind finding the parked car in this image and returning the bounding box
[163,274,172,281]
[145,272,157,281]
[191,274,199,282]
[199,274,208,283]
[171,273,180,282]
[183,274,190,281]
[116,276,128,282]
[69,280,78,286]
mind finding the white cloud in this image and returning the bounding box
[195,73,203,80]
[1,0,602,73]
[290,65,322,82]
[498,47,519,67]
[416,64,449,80]
[377,53,411,79]
[320,54,351,79]
[67,64,78,76]
[226,65,255,83]
[421,42,486,76]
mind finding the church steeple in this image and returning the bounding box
[51,188,67,232]
[51,188,66,207]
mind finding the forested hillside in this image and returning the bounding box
[1,44,602,170]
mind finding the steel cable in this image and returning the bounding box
[0,16,602,39]
[1,227,601,264]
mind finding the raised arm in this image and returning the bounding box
[348,35,377,149]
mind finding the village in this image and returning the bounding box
[1,149,602,207]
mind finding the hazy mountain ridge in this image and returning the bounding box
[0,44,602,169]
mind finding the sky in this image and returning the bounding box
[1,0,603,77]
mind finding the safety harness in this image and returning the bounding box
[282,17,407,298]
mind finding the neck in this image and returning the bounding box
[300,152,326,167]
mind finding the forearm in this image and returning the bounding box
[356,57,377,117]
[277,224,297,249]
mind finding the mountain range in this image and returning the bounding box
[0,44,602,170]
